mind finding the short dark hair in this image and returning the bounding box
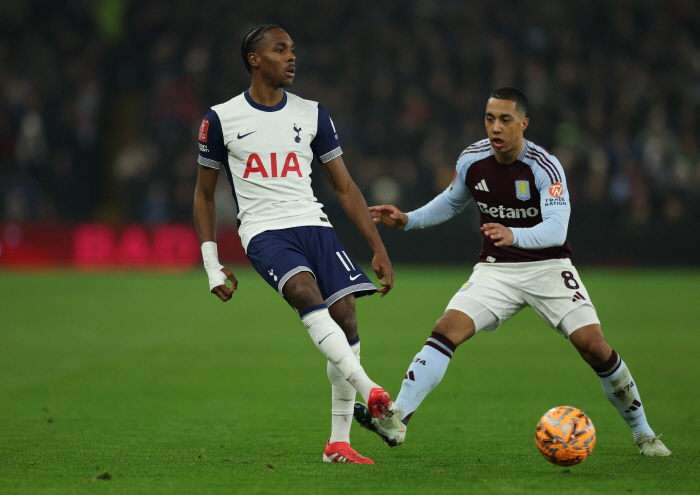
[489,87,528,117]
[241,24,281,74]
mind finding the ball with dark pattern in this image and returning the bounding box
[535,406,596,466]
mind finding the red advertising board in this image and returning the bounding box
[0,222,247,269]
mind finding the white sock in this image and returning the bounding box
[329,414,352,445]
[328,338,360,444]
[395,332,455,424]
[301,305,378,403]
[595,350,655,443]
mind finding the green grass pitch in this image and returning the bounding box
[1,266,699,494]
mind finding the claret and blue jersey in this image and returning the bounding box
[197,90,342,251]
[406,138,573,263]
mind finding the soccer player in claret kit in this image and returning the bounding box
[355,88,671,457]
[193,24,403,464]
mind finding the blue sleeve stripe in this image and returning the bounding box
[198,156,222,169]
[319,147,343,163]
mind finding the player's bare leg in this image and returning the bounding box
[328,294,358,341]
[568,323,612,367]
[570,324,671,456]
[432,309,477,345]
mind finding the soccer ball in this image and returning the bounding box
[535,406,596,466]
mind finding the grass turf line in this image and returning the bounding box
[0,267,698,494]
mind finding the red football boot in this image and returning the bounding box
[322,440,374,464]
[367,387,393,418]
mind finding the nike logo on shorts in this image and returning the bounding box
[349,274,361,281]
[237,131,255,139]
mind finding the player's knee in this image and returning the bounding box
[284,275,323,310]
[292,286,318,306]
[334,311,357,338]
[586,338,612,364]
[571,324,612,365]
[431,315,474,347]
[328,297,357,338]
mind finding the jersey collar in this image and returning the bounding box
[516,139,530,162]
[244,90,288,112]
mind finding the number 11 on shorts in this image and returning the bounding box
[336,251,355,272]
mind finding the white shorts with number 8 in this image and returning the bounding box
[446,258,600,339]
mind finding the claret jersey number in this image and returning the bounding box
[243,152,303,178]
[561,271,580,289]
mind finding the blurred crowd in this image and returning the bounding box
[2,0,700,257]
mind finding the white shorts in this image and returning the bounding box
[446,259,600,339]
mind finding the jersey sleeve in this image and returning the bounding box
[510,209,570,248]
[511,152,571,248]
[197,109,227,169]
[405,162,473,230]
[310,104,342,163]
[533,153,570,213]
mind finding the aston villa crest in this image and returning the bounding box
[515,180,530,200]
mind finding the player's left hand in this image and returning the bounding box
[481,223,514,247]
[210,267,238,302]
[372,250,394,297]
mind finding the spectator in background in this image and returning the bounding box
[0,2,103,220]
[1,0,699,262]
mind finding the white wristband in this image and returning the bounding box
[201,241,227,291]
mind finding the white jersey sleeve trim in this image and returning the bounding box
[319,147,343,163]
[198,156,222,169]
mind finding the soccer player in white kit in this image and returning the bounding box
[355,88,671,457]
[193,24,403,464]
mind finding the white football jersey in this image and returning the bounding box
[197,91,342,251]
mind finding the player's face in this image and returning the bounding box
[485,98,529,163]
[251,28,296,88]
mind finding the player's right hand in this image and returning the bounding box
[371,249,394,298]
[368,205,408,229]
[211,267,238,302]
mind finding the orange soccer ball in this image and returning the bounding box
[535,406,596,466]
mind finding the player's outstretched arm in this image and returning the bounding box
[368,205,408,229]
[193,164,238,302]
[321,157,394,297]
